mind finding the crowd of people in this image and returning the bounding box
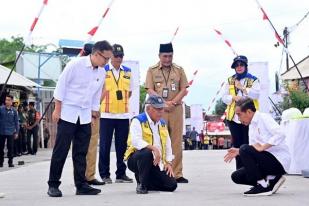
[0,97,44,167]
[183,127,228,150]
[1,39,291,198]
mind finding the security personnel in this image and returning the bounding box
[124,95,177,194]
[145,43,189,183]
[99,44,133,184]
[0,95,19,167]
[26,102,39,155]
[222,55,260,169]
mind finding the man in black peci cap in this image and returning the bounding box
[145,43,189,183]
[124,95,177,194]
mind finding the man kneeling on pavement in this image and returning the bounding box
[124,95,177,194]
[224,97,290,196]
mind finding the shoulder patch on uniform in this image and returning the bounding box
[172,63,182,69]
[149,63,160,70]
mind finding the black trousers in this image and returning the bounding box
[227,120,249,169]
[99,118,129,178]
[0,135,14,164]
[127,148,177,192]
[48,119,91,189]
[27,126,39,154]
[231,144,286,186]
[19,127,27,153]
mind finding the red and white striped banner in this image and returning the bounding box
[170,26,180,42]
[87,0,115,41]
[27,0,48,44]
[205,81,226,114]
[214,28,238,56]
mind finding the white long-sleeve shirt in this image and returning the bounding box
[130,111,174,170]
[249,111,291,172]
[222,77,260,123]
[53,56,106,124]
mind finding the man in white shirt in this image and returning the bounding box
[224,97,290,196]
[124,95,177,194]
[47,40,113,197]
[222,55,261,169]
[98,44,133,184]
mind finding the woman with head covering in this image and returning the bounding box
[222,55,261,169]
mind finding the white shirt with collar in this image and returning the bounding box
[54,56,106,124]
[130,110,174,170]
[100,63,134,119]
[249,111,291,172]
[222,78,260,123]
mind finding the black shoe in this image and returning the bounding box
[243,184,272,196]
[8,163,14,167]
[87,179,105,186]
[176,177,189,183]
[269,175,286,194]
[136,184,148,194]
[47,187,62,197]
[76,184,101,195]
[102,177,113,184]
[0,163,3,167]
[115,175,133,183]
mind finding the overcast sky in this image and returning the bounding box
[1,0,308,109]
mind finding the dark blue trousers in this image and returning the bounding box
[99,118,129,179]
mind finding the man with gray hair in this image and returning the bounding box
[124,95,177,194]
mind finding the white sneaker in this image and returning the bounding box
[0,193,5,198]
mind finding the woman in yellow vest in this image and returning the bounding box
[222,55,260,169]
[125,95,177,194]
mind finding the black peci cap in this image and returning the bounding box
[159,43,173,53]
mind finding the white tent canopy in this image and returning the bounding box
[0,64,40,88]
[281,56,309,80]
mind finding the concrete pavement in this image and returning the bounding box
[0,149,309,206]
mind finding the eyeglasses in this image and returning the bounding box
[235,62,245,67]
[97,52,110,61]
[113,54,124,58]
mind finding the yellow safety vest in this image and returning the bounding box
[124,113,169,164]
[100,65,132,114]
[226,75,259,121]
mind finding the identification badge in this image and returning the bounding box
[171,82,176,91]
[162,88,169,98]
[116,90,123,100]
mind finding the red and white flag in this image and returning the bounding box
[214,29,238,56]
[255,0,285,46]
[86,0,115,41]
[27,0,48,44]
[170,26,180,42]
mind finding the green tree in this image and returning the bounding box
[0,36,47,68]
[139,84,147,112]
[280,90,309,113]
[213,98,227,116]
